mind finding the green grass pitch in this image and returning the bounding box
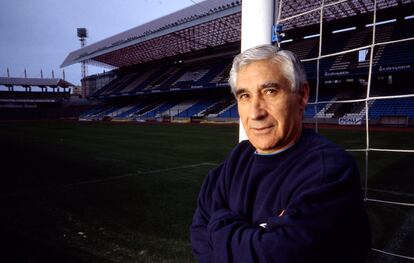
[0,121,412,262]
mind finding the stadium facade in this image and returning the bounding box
[61,0,414,126]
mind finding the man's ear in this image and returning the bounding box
[298,82,309,111]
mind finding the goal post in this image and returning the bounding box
[239,0,277,141]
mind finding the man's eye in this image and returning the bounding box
[238,93,249,100]
[265,89,277,95]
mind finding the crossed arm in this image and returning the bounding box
[190,161,370,263]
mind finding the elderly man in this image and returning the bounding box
[190,44,371,263]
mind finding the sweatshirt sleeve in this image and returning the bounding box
[190,163,228,263]
[205,150,371,263]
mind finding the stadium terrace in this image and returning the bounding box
[57,0,414,126]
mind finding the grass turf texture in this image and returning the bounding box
[0,121,412,262]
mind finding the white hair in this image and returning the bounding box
[228,44,307,95]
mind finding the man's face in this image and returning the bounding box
[235,59,308,154]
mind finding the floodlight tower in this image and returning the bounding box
[77,28,88,97]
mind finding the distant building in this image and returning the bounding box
[71,86,83,98]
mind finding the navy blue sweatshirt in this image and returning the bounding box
[190,129,371,263]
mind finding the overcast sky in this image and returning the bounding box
[0,0,195,85]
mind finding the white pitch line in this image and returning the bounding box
[372,248,414,261]
[366,198,414,207]
[0,162,218,199]
[374,207,414,263]
[367,188,414,198]
[56,162,218,188]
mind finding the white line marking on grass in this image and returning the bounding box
[61,162,218,187]
[367,188,414,198]
[366,198,414,207]
[372,248,414,261]
[372,208,414,262]
[1,162,218,199]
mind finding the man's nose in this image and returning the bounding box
[250,96,267,120]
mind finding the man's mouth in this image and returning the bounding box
[250,125,274,134]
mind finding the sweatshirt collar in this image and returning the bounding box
[254,143,295,156]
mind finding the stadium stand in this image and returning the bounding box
[217,102,239,118]
[370,97,414,120]
[0,77,93,120]
[60,0,414,126]
[132,101,162,118]
[175,99,216,119]
[201,97,235,118]
[193,61,232,87]
[165,100,197,117]
[142,101,178,118]
[281,38,319,59]
[116,103,143,118]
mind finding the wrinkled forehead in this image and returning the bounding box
[238,56,296,91]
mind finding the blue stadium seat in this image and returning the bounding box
[143,101,178,118]
[176,99,217,118]
[217,103,239,118]
[369,98,414,120]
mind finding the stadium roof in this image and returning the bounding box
[61,0,413,69]
[0,77,75,88]
[61,0,241,68]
